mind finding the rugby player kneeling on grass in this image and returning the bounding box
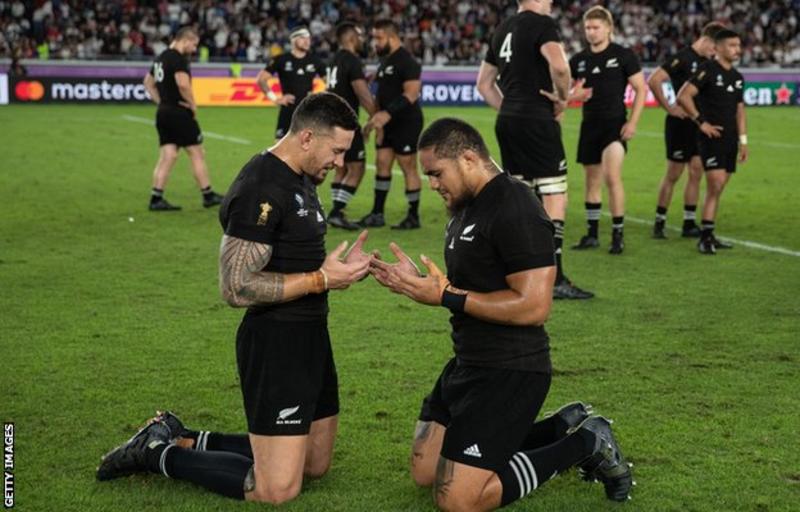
[370,118,634,511]
[96,93,374,505]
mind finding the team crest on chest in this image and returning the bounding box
[295,193,308,217]
[606,57,619,68]
[257,202,273,226]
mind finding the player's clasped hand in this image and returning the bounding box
[370,243,449,306]
[699,121,724,138]
[277,94,296,106]
[322,230,373,289]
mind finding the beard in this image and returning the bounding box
[376,44,390,57]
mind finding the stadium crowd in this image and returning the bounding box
[1,0,799,66]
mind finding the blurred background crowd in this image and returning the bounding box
[1,0,799,66]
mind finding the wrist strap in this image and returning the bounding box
[267,90,278,102]
[309,269,328,294]
[441,287,467,313]
[739,134,748,145]
[693,114,706,126]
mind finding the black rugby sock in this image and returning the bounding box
[701,219,715,239]
[147,443,252,500]
[612,216,624,234]
[330,182,343,214]
[552,219,565,283]
[655,206,667,224]
[372,176,391,214]
[150,188,164,204]
[187,431,253,459]
[519,414,570,450]
[683,204,697,227]
[406,189,421,217]
[498,430,595,506]
[334,184,357,214]
[585,202,601,238]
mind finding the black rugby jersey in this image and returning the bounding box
[220,152,328,320]
[266,52,325,100]
[151,48,190,109]
[375,47,422,120]
[327,49,366,114]
[484,11,562,119]
[689,60,744,130]
[444,173,555,372]
[569,43,641,120]
[661,46,707,98]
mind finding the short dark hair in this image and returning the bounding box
[290,92,359,134]
[373,19,399,35]
[417,118,490,160]
[714,28,740,43]
[701,21,726,39]
[336,22,358,42]
[174,27,198,41]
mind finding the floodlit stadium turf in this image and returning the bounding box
[2,104,799,511]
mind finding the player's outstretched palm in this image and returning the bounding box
[371,245,449,306]
[323,237,372,290]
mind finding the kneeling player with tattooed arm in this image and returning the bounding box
[97,93,373,505]
[371,118,633,511]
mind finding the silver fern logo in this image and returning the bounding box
[460,224,476,242]
[276,406,302,425]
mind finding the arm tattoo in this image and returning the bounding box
[243,465,256,493]
[219,234,284,307]
[434,457,454,501]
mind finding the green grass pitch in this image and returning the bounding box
[1,104,799,511]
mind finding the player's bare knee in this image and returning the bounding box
[434,488,480,512]
[411,459,436,487]
[249,478,302,504]
[304,457,331,479]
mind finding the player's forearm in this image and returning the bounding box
[460,288,552,326]
[145,84,160,105]
[550,67,571,101]
[676,89,698,119]
[221,270,324,307]
[737,104,747,136]
[628,85,647,125]
[478,84,503,110]
[219,235,326,307]
[648,76,672,111]
[178,84,196,108]
[357,91,377,115]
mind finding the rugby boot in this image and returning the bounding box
[553,278,594,300]
[572,235,600,250]
[327,211,360,231]
[697,237,716,255]
[391,214,421,230]
[710,234,733,249]
[570,416,634,502]
[544,402,594,432]
[652,221,667,239]
[358,212,385,228]
[609,230,624,255]
[149,198,182,211]
[150,410,187,440]
[202,192,224,208]
[96,417,171,480]
[681,222,701,238]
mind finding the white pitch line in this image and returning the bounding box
[119,112,798,256]
[121,114,253,145]
[607,213,800,258]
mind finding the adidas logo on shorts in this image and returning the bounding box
[463,444,482,458]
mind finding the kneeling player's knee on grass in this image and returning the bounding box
[304,457,331,479]
[434,485,483,512]
[249,478,302,505]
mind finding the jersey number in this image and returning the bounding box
[326,66,338,90]
[153,62,165,82]
[499,33,513,63]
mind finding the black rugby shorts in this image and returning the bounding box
[156,106,203,147]
[577,117,627,165]
[664,115,700,163]
[495,115,567,180]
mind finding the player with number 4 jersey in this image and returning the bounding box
[477,0,593,300]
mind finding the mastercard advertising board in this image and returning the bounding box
[193,77,326,107]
